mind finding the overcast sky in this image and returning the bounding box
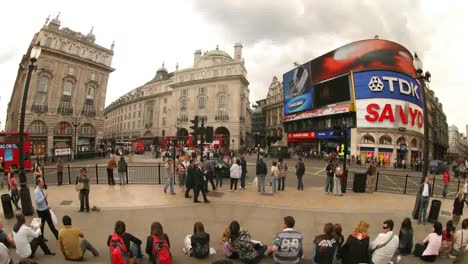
[1,0,467,134]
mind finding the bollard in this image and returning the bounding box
[95,164,99,184]
[125,165,129,184]
[158,164,161,184]
[375,171,380,192]
[404,174,408,194]
[68,165,71,184]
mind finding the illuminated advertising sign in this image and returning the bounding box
[288,129,351,142]
[283,62,313,115]
[282,102,351,122]
[353,70,424,134]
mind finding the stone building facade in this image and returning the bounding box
[104,44,251,151]
[448,125,468,159]
[5,16,114,159]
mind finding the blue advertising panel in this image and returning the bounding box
[315,129,351,139]
[283,62,313,115]
[353,70,422,107]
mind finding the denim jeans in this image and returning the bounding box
[118,172,126,185]
[164,176,175,193]
[241,172,246,188]
[271,176,277,193]
[325,175,334,192]
[79,189,90,211]
[130,241,143,259]
[442,183,448,198]
[278,177,285,191]
[419,196,429,222]
[297,175,304,190]
[257,174,266,192]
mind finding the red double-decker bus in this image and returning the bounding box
[160,135,225,149]
[0,131,32,171]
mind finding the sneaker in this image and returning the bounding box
[448,254,456,259]
[182,247,188,254]
[229,190,233,192]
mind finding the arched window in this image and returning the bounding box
[218,95,226,111]
[86,84,95,99]
[34,76,49,105]
[54,122,73,135]
[63,80,73,96]
[361,135,375,144]
[29,120,47,135]
[379,135,392,145]
[410,138,418,148]
[198,97,206,116]
[397,137,406,145]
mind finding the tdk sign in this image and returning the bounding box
[354,70,422,107]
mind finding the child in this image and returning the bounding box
[220,227,238,259]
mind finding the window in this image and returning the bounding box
[138,111,141,118]
[190,74,194,80]
[163,98,167,104]
[133,112,136,118]
[199,87,206,94]
[86,84,95,99]
[162,106,166,114]
[198,97,206,111]
[132,121,135,129]
[182,90,188,96]
[29,120,47,134]
[34,76,49,105]
[63,80,73,96]
[133,105,136,110]
[138,120,141,128]
[226,68,232,75]
[139,103,142,109]
[218,95,226,111]
[162,118,166,126]
[80,124,96,136]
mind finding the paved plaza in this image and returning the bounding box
[0,180,465,263]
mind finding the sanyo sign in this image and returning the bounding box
[354,70,424,134]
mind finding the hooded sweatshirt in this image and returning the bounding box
[340,233,370,264]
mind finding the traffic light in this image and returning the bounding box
[190,116,199,139]
[205,126,214,143]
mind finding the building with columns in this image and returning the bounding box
[5,16,114,159]
[104,44,251,151]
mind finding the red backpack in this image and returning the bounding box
[109,233,130,264]
[152,235,172,264]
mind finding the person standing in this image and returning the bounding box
[277,158,288,191]
[194,161,209,203]
[296,158,305,191]
[325,160,334,194]
[185,159,196,199]
[443,169,450,198]
[77,168,90,213]
[256,157,267,193]
[117,156,127,185]
[56,157,64,186]
[34,177,58,240]
[203,159,216,192]
[463,177,468,206]
[452,190,465,227]
[58,215,99,261]
[164,159,176,195]
[333,161,343,196]
[8,170,20,210]
[240,156,247,190]
[418,176,432,225]
[270,161,279,194]
[177,160,186,191]
[106,155,116,185]
[367,161,377,194]
[369,219,399,264]
[229,160,242,192]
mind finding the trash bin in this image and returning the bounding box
[353,172,367,193]
[428,199,442,223]
[1,194,14,219]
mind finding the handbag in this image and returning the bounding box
[75,176,84,192]
[414,242,428,257]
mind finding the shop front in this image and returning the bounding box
[377,148,393,166]
[360,147,375,164]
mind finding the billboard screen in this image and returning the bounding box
[353,70,424,134]
[283,62,313,115]
[313,75,351,108]
[309,39,416,84]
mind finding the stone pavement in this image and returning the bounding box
[0,184,464,263]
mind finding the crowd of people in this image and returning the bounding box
[0,213,467,263]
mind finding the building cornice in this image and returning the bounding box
[40,47,115,72]
[169,74,249,88]
[104,90,172,114]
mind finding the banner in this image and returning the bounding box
[283,102,351,122]
[283,62,313,115]
[55,148,71,156]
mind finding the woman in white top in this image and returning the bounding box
[270,161,279,194]
[12,212,54,259]
[229,159,242,192]
[418,222,442,262]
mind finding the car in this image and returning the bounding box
[429,160,447,175]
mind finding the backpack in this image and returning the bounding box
[192,235,210,258]
[152,235,172,264]
[109,233,130,264]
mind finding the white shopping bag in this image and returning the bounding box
[252,176,258,186]
[49,209,58,226]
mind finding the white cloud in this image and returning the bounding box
[0,0,467,133]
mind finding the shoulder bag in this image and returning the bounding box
[75,176,84,192]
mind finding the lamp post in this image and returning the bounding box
[173,119,180,180]
[18,43,42,216]
[257,144,261,161]
[72,116,81,160]
[413,53,431,182]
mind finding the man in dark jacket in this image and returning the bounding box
[194,162,209,203]
[325,160,334,193]
[418,176,432,224]
[256,157,267,192]
[240,156,247,189]
[185,159,196,198]
[203,159,216,192]
[296,158,305,190]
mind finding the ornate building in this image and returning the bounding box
[448,125,468,159]
[263,76,286,145]
[5,15,114,159]
[104,44,251,150]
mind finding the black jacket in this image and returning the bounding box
[186,164,195,187]
[418,183,432,197]
[340,234,370,264]
[256,160,267,175]
[194,166,205,186]
[453,197,465,215]
[191,232,210,258]
[398,228,413,255]
[240,159,247,174]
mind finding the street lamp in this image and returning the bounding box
[72,116,81,160]
[173,119,180,181]
[18,43,42,216]
[413,53,431,182]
